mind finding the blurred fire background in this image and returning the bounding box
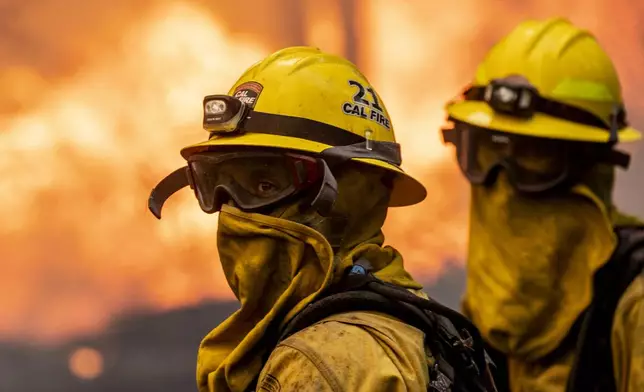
[0,0,642,390]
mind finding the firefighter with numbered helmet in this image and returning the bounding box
[441,17,644,392]
[149,47,496,392]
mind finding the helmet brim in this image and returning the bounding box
[181,133,428,207]
[446,100,642,143]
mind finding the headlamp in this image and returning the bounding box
[463,75,628,139]
[482,76,538,118]
[202,94,248,133]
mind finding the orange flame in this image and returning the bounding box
[1,2,266,341]
[1,0,642,343]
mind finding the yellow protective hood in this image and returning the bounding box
[196,165,422,392]
[463,175,617,361]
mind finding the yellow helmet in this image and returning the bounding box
[149,47,426,218]
[446,17,641,143]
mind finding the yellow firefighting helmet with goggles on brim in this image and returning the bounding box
[148,46,427,219]
[441,17,641,193]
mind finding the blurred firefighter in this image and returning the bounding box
[442,17,644,392]
[149,47,496,392]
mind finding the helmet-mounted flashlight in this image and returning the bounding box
[483,76,537,119]
[463,75,629,140]
[202,94,248,133]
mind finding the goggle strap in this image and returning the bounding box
[309,160,339,217]
[320,140,402,168]
[602,149,631,169]
[148,166,191,219]
[441,127,457,145]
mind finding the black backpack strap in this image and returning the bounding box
[274,260,495,392]
[565,225,644,392]
[481,342,511,392]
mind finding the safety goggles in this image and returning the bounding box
[462,75,629,142]
[442,122,631,193]
[149,150,339,217]
[189,151,325,212]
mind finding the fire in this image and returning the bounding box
[1,0,642,343]
[0,2,265,342]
